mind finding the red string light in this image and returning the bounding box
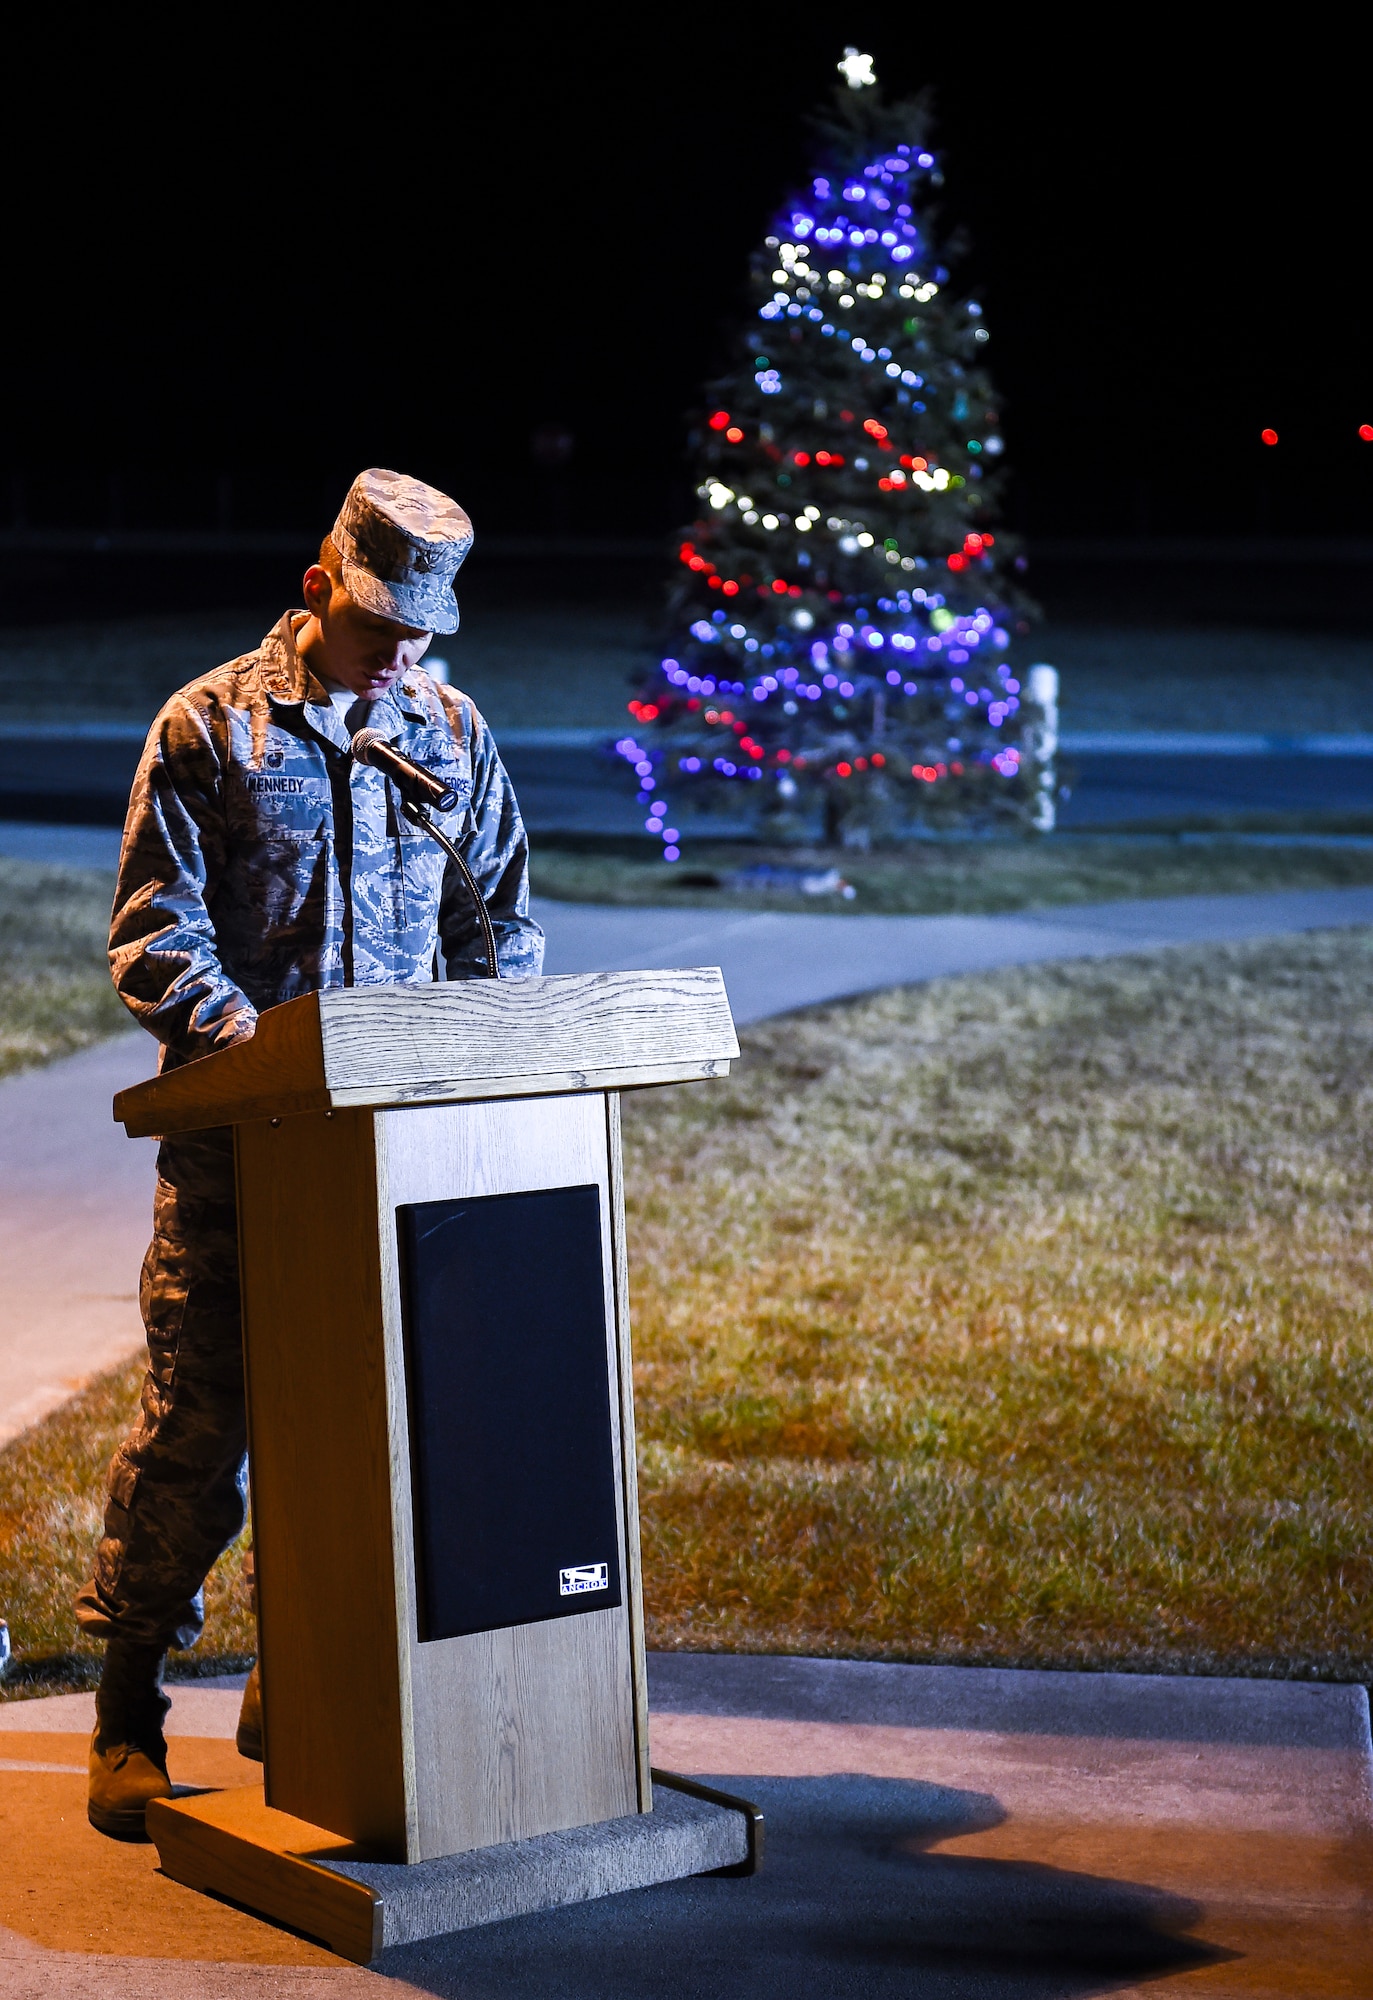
[1261,428,1279,446]
[709,411,731,431]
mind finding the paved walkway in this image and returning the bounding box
[2,1655,1368,1993]
[4,883,1373,1445]
[0,1037,153,1443]
[4,724,1373,832]
[534,883,1373,1024]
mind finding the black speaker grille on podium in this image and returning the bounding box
[397,1184,624,1642]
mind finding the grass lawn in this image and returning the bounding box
[3,929,1372,1688]
[530,832,1373,914]
[0,861,126,1079]
[2,606,1372,736]
[0,1359,254,1690]
[0,603,651,733]
[1047,624,1373,736]
[626,931,1373,1677]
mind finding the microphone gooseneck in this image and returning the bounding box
[348,728,499,980]
[350,728,459,813]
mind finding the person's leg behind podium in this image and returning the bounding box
[74,1128,252,1838]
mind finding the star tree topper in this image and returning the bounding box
[837,47,877,89]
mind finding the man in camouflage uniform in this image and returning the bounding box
[76,470,543,1837]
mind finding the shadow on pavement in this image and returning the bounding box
[379,1775,1229,1999]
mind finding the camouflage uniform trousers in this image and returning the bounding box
[75,1129,250,1652]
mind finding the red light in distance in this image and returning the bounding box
[1261,428,1279,446]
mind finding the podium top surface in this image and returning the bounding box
[114,968,739,1137]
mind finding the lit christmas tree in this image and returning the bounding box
[619,52,1037,860]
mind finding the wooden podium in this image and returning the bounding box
[114,970,754,1960]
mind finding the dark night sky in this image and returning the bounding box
[6,21,1368,541]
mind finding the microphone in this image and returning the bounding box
[350,728,459,813]
[353,725,498,977]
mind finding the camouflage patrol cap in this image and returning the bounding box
[330,469,473,635]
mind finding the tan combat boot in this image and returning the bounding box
[87,1640,172,1840]
[88,1732,173,1839]
[236,1660,263,1761]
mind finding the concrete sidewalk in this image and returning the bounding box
[5,883,1373,1443]
[1,1654,1368,1993]
[535,882,1373,1024]
[4,725,1373,833]
[0,1036,155,1444]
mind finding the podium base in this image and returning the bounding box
[147,1772,761,1965]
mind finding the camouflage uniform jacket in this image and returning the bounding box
[110,612,544,1067]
